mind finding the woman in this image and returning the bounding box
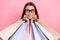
[0,2,60,40]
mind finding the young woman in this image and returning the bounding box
[0,2,60,40]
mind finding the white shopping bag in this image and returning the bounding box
[8,22,48,40]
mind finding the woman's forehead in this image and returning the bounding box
[26,5,35,10]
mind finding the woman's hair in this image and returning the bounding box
[21,2,39,19]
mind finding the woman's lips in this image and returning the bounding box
[27,16,33,19]
[27,14,34,19]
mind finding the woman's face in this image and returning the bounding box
[25,5,36,19]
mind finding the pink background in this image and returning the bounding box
[0,0,60,34]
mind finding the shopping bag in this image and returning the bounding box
[8,22,48,40]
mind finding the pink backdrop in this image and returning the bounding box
[0,0,60,34]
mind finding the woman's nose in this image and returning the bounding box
[29,11,32,13]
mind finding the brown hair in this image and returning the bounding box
[21,2,39,19]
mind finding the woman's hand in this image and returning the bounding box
[23,14,37,23]
[31,15,37,23]
[23,15,29,22]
